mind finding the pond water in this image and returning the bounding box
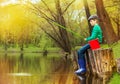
[0,53,118,84]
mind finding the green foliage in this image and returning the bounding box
[0,0,119,50]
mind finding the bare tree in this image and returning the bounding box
[55,0,72,53]
[30,0,75,54]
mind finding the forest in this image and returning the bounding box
[0,0,119,52]
[0,0,120,84]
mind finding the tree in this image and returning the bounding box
[83,0,92,34]
[31,0,75,54]
[95,0,118,44]
[55,0,72,53]
[109,0,120,39]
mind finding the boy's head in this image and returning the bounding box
[88,15,99,26]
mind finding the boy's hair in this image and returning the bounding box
[88,15,99,21]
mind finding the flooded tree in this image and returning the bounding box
[31,0,75,54]
[55,0,72,54]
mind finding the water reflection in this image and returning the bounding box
[78,74,105,84]
[0,53,112,84]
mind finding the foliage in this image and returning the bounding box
[0,0,119,50]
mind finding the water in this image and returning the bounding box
[0,53,116,84]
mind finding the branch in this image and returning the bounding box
[62,0,75,15]
[31,3,55,22]
[29,4,64,42]
[111,17,120,25]
[45,20,63,42]
[105,5,118,8]
[28,19,64,49]
[31,11,65,46]
[36,23,65,49]
[41,0,56,20]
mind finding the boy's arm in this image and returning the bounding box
[86,27,98,42]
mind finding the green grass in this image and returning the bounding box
[112,42,120,58]
[107,41,120,84]
[109,73,120,84]
[0,42,120,59]
[101,41,120,58]
[0,46,60,53]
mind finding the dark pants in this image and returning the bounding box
[77,44,90,59]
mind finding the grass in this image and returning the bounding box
[0,46,60,53]
[109,73,120,84]
[0,42,120,59]
[106,41,120,84]
[112,43,120,59]
[101,41,120,58]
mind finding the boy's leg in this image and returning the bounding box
[78,44,90,59]
[75,44,90,74]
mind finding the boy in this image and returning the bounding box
[75,15,103,74]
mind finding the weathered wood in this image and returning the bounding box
[85,48,116,76]
[70,50,79,70]
[116,58,120,74]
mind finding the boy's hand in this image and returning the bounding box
[84,38,86,41]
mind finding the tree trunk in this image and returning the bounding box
[55,0,71,53]
[4,43,7,51]
[83,0,92,34]
[95,0,118,44]
[20,43,24,51]
[32,0,74,54]
[117,16,120,39]
[117,23,120,39]
[85,48,116,77]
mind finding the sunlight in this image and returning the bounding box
[8,73,32,76]
[0,1,32,40]
[0,0,40,6]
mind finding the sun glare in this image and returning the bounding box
[0,0,40,6]
[0,0,34,38]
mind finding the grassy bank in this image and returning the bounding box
[108,42,120,84]
[101,42,120,84]
[0,46,60,53]
[0,42,120,58]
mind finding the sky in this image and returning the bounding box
[0,0,40,6]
